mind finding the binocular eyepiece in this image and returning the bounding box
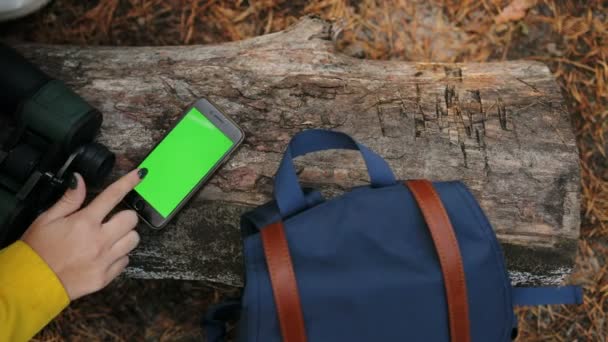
[0,43,115,246]
[1,141,114,185]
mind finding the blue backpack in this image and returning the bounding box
[204,129,582,342]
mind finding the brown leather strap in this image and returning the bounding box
[261,221,308,342]
[406,180,471,342]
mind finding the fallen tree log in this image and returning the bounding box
[14,16,579,286]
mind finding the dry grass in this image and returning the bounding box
[1,0,606,340]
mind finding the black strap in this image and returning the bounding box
[203,300,241,342]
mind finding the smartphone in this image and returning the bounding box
[124,99,244,229]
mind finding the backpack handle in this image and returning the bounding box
[274,129,397,218]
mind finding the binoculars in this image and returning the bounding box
[0,43,115,247]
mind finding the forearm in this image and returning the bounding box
[0,241,69,342]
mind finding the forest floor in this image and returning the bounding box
[1,0,606,341]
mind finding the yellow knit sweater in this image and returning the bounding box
[0,241,69,341]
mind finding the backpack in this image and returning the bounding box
[204,129,582,342]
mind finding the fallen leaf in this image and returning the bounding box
[494,0,537,25]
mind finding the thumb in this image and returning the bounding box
[34,173,87,226]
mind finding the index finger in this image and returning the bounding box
[84,168,145,220]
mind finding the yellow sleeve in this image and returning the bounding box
[0,241,70,342]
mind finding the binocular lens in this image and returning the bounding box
[74,143,115,186]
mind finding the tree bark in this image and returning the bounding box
[13,17,579,286]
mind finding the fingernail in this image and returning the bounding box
[69,173,78,189]
[138,168,148,179]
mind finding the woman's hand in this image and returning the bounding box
[21,168,146,300]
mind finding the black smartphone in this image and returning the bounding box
[124,98,244,229]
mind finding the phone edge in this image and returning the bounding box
[124,98,245,230]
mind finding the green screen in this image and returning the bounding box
[135,107,233,218]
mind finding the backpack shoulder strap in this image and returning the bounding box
[261,220,308,342]
[406,180,471,342]
[512,286,583,306]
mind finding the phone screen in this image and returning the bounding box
[134,107,234,218]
